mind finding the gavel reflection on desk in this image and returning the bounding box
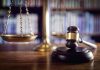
[51,26,97,64]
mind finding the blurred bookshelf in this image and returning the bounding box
[0,0,43,43]
[49,0,100,43]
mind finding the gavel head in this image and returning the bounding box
[66,26,79,41]
[66,26,80,50]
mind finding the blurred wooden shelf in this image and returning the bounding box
[0,6,43,14]
[51,8,100,12]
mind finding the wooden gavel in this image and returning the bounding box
[51,26,97,63]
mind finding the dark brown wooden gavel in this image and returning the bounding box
[51,26,97,64]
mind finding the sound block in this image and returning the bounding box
[51,47,94,64]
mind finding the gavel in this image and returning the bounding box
[51,26,97,63]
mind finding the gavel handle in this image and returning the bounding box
[81,40,97,49]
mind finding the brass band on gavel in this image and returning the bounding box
[66,33,79,40]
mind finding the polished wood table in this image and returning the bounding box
[0,43,99,70]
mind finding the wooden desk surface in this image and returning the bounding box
[0,43,99,70]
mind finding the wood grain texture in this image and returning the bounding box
[0,43,99,70]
